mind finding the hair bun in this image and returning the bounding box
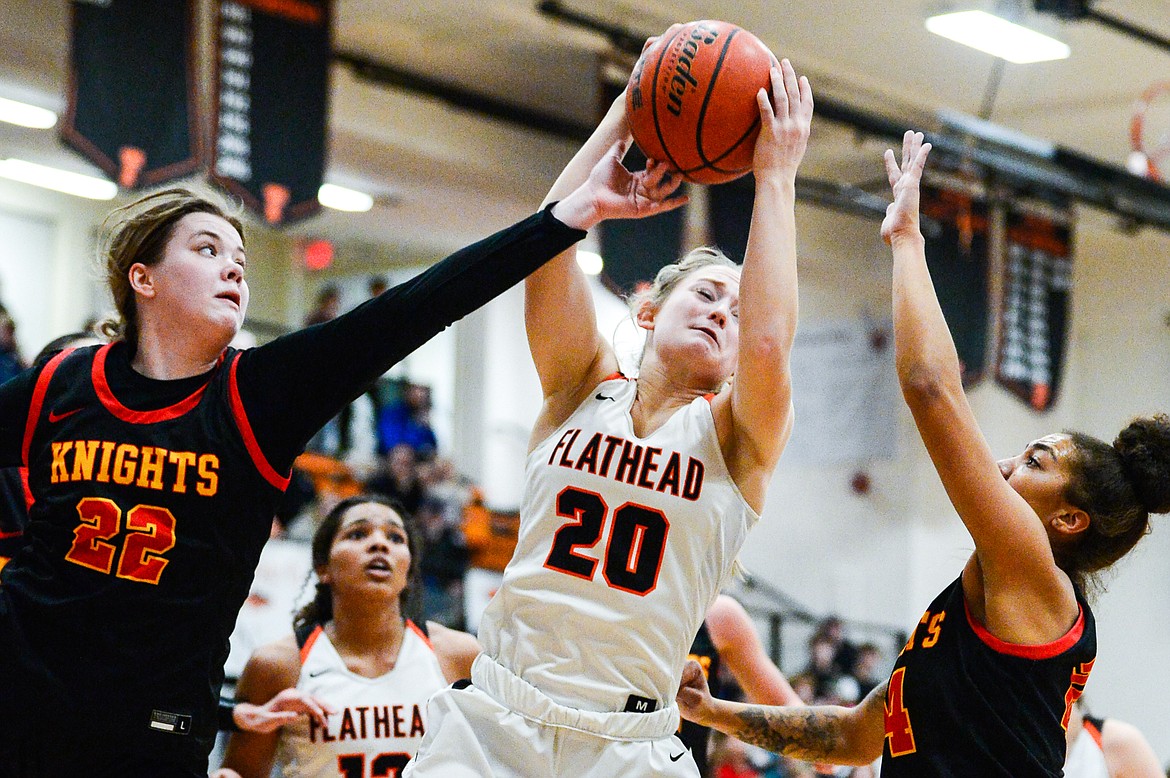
[1114,414,1170,515]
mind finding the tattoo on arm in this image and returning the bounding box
[730,706,846,762]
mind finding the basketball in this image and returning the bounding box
[626,20,774,185]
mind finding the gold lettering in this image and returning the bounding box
[169,451,197,493]
[70,440,100,481]
[111,443,139,485]
[197,454,219,496]
[136,446,168,490]
[51,441,74,483]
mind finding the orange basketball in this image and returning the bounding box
[626,20,773,185]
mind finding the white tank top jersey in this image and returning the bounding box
[274,621,447,777]
[478,375,759,714]
[1063,726,1109,778]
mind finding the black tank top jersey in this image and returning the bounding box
[0,466,28,559]
[4,344,282,760]
[679,619,724,776]
[0,206,586,773]
[881,576,1096,777]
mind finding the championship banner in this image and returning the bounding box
[994,210,1073,412]
[922,184,991,387]
[62,0,202,189]
[211,0,331,224]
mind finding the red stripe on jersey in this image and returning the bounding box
[92,343,215,423]
[0,529,22,539]
[227,353,291,491]
[22,347,76,468]
[602,372,626,382]
[300,624,324,665]
[407,619,433,650]
[964,596,1085,659]
[20,466,32,510]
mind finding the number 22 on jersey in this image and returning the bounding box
[543,486,669,595]
[64,496,176,585]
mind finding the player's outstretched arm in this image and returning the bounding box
[721,59,812,507]
[885,131,1077,641]
[676,659,884,766]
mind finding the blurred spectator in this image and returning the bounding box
[814,616,859,678]
[417,496,470,629]
[0,306,26,385]
[366,442,425,515]
[304,383,380,482]
[304,284,340,326]
[851,643,884,699]
[377,380,438,459]
[368,275,388,298]
[804,633,841,702]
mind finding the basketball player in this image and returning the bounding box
[682,594,803,776]
[1064,700,1162,778]
[0,150,684,777]
[675,131,1170,776]
[0,330,103,570]
[405,57,813,778]
[215,496,479,777]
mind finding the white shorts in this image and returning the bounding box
[404,656,700,778]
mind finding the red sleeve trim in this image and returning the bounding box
[964,596,1085,659]
[19,467,32,511]
[0,530,22,539]
[407,619,434,650]
[299,624,324,665]
[227,353,290,491]
[92,343,213,423]
[602,371,626,382]
[22,347,75,468]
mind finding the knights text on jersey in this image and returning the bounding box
[478,375,758,714]
[276,622,446,777]
[0,344,285,759]
[881,576,1096,777]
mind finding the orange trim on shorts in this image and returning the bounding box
[964,596,1085,659]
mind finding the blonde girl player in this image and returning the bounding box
[677,132,1170,777]
[215,496,479,777]
[405,57,813,778]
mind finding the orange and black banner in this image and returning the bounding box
[922,185,991,387]
[210,0,331,225]
[995,210,1072,412]
[62,0,202,189]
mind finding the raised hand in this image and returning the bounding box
[753,58,814,179]
[881,130,932,245]
[552,139,688,229]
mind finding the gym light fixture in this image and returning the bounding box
[0,158,117,199]
[926,10,1071,63]
[317,183,374,212]
[0,97,57,129]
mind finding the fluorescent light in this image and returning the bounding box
[0,159,117,200]
[926,10,1070,64]
[576,250,604,276]
[318,183,373,212]
[0,97,57,129]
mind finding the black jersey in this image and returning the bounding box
[881,576,1096,777]
[679,619,724,776]
[0,205,586,775]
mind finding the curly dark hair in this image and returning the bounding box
[1060,414,1170,593]
[293,495,425,633]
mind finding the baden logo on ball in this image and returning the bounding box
[627,20,774,185]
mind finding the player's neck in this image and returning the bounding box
[328,601,406,658]
[631,368,709,437]
[131,322,225,379]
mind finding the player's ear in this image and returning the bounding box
[128,263,156,299]
[635,299,657,331]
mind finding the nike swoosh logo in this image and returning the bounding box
[48,407,83,424]
[670,751,686,762]
[595,393,615,402]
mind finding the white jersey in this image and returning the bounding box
[478,375,758,714]
[275,621,447,777]
[1063,718,1109,778]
